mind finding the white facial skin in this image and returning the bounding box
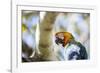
[57,33,64,40]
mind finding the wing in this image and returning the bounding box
[68,43,88,60]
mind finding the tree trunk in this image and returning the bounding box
[39,12,58,61]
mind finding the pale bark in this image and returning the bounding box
[39,12,58,61]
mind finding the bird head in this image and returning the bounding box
[55,32,74,47]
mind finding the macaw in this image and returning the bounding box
[55,32,88,60]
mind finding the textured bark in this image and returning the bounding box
[39,12,58,61]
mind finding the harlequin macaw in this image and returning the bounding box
[55,32,88,60]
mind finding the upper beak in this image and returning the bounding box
[55,37,64,45]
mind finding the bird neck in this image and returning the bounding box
[63,40,76,49]
[69,39,76,45]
